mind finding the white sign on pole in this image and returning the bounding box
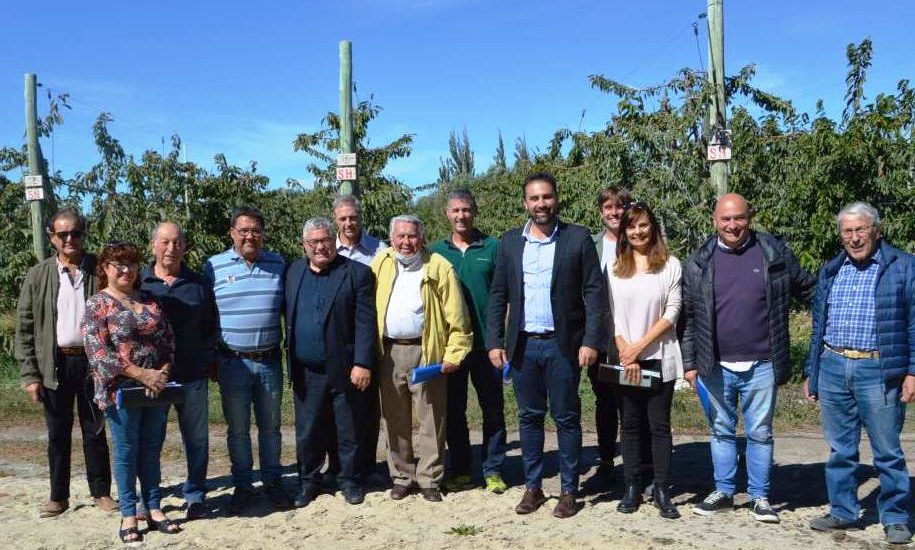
[24,175,44,188]
[707,145,732,161]
[336,166,357,181]
[25,187,45,201]
[337,153,357,167]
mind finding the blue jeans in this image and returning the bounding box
[170,378,209,504]
[105,403,169,518]
[700,361,776,499]
[512,337,582,494]
[817,348,910,526]
[218,352,283,489]
[446,349,507,478]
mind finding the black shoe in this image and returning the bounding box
[294,484,319,508]
[390,484,415,501]
[341,485,365,505]
[617,484,642,513]
[420,488,443,502]
[186,502,207,520]
[264,480,293,510]
[652,485,680,519]
[228,486,255,515]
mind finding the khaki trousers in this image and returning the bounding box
[379,341,447,489]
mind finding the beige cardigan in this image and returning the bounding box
[607,256,683,382]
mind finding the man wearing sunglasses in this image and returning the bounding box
[15,209,118,517]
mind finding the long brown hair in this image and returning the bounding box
[613,202,669,278]
[96,241,142,290]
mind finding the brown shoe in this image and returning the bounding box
[420,488,442,502]
[553,492,582,518]
[39,499,69,518]
[514,488,546,515]
[390,484,415,501]
[94,496,119,513]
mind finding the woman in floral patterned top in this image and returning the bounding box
[83,241,180,543]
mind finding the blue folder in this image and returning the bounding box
[502,362,512,384]
[410,364,443,385]
[696,377,712,417]
[115,382,184,410]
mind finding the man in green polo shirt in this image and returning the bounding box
[430,189,507,494]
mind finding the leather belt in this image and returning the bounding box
[523,331,555,340]
[226,347,279,361]
[58,346,85,356]
[825,343,880,360]
[384,337,422,346]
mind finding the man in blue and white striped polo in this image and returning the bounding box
[204,205,292,514]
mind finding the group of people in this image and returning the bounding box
[14,171,915,545]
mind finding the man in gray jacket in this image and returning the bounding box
[15,209,117,517]
[682,194,814,524]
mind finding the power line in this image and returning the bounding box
[693,22,706,72]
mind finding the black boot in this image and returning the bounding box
[617,484,642,513]
[652,485,680,519]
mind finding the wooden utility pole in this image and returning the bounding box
[25,73,50,261]
[707,0,729,196]
[338,40,357,197]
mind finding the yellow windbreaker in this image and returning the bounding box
[370,248,472,366]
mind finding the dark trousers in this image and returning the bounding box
[293,367,365,489]
[322,375,380,476]
[43,354,112,501]
[619,369,675,488]
[512,336,582,494]
[587,365,618,463]
[446,349,507,478]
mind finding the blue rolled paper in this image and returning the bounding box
[502,362,512,384]
[696,377,712,418]
[410,363,443,385]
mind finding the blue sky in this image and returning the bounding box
[2,0,913,191]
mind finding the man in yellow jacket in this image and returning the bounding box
[371,214,472,502]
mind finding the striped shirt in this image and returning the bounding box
[824,250,880,351]
[204,248,285,352]
[522,220,559,334]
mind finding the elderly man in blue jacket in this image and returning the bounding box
[805,202,915,546]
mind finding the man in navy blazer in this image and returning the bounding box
[284,217,376,507]
[487,171,608,518]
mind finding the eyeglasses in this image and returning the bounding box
[51,230,84,240]
[234,227,264,237]
[304,237,334,248]
[107,262,139,273]
[840,225,874,239]
[623,200,647,212]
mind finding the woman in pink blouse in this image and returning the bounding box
[83,242,179,544]
[607,202,683,520]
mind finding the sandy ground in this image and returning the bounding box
[0,424,912,549]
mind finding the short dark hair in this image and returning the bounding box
[597,186,631,208]
[96,241,142,290]
[48,208,86,232]
[445,189,478,214]
[231,205,265,229]
[522,171,558,196]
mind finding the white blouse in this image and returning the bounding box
[608,256,683,382]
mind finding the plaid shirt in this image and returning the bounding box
[824,250,881,351]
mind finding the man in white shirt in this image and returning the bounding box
[370,215,472,502]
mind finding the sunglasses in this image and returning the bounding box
[51,230,84,240]
[623,200,648,211]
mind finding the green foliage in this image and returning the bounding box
[292,98,414,238]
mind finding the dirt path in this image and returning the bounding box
[0,424,911,549]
